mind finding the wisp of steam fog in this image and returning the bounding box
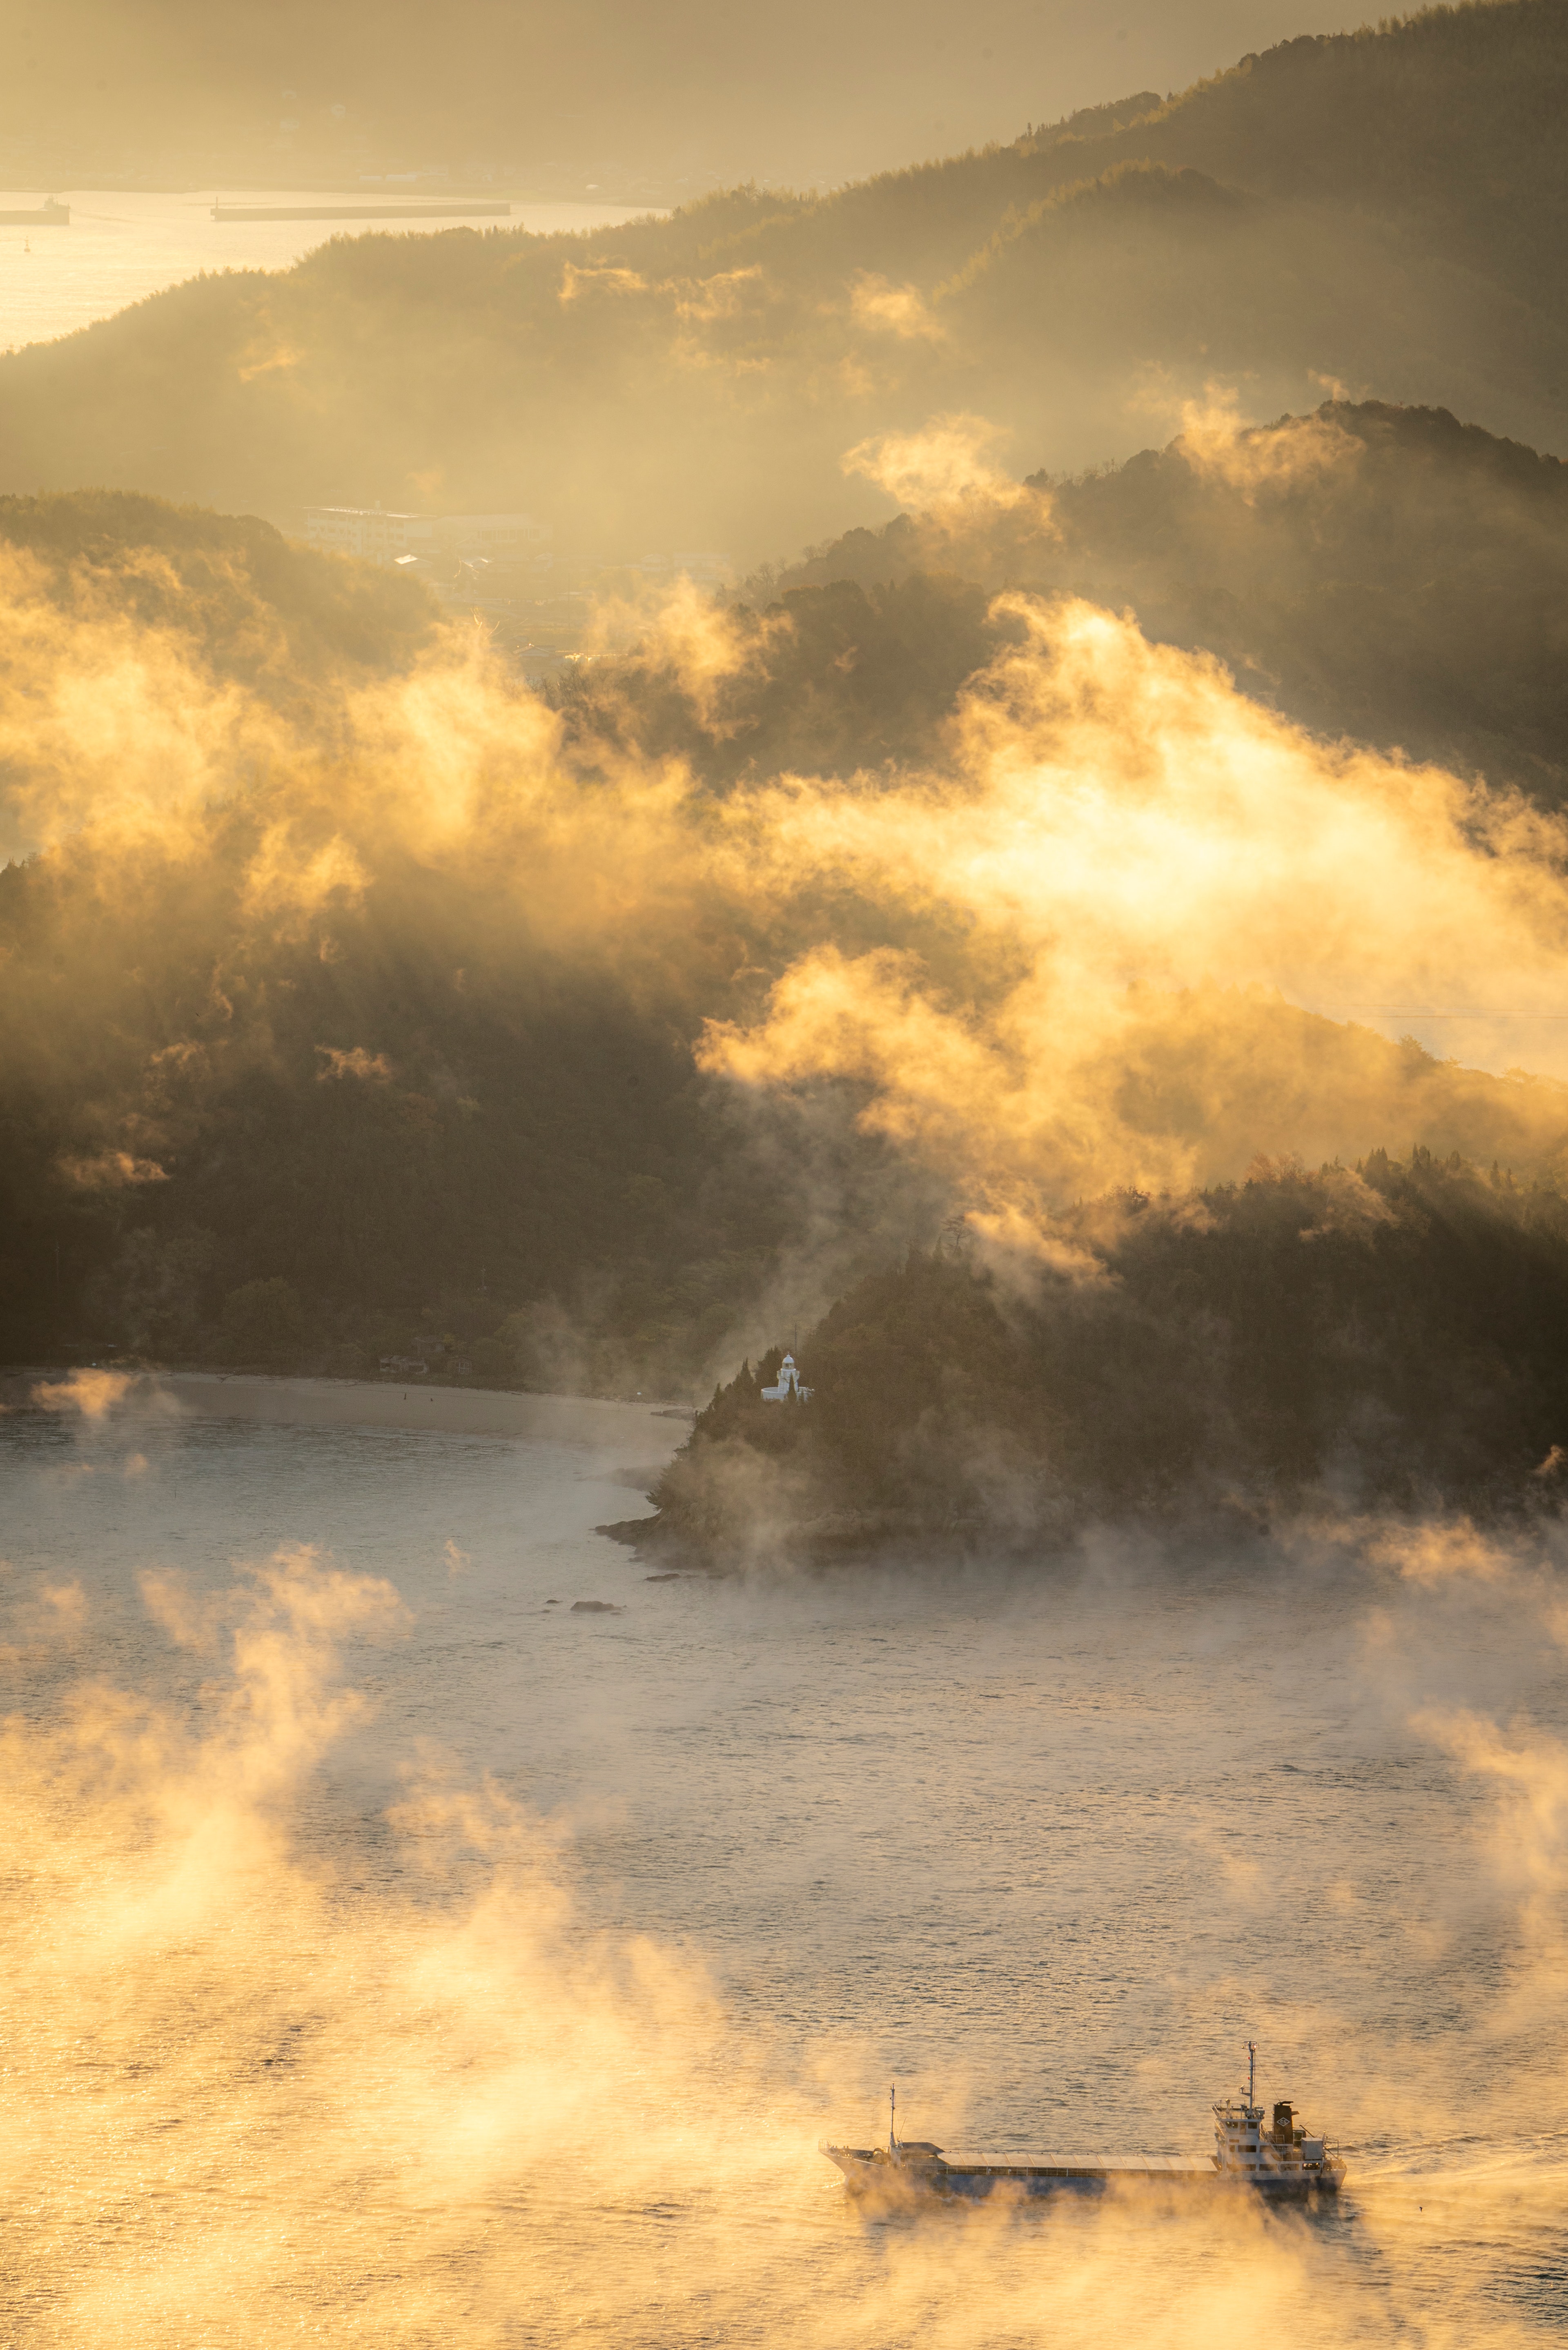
[6,1388,1568,2346]
[10,424,1568,1271]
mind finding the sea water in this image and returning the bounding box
[0,192,661,353]
[2,1382,1565,2344]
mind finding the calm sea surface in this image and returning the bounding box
[3,1383,1566,2344]
[0,192,659,352]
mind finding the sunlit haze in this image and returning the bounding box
[11,3,1385,197]
[4,4,1568,2345]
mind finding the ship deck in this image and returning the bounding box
[825,2145,1212,2177]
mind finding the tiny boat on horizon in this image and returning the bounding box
[820,2044,1346,2202]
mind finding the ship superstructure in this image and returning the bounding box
[820,2048,1345,2202]
[1209,2042,1342,2190]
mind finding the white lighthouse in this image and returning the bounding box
[761,1353,812,1402]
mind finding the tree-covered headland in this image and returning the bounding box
[647,1153,1568,1560]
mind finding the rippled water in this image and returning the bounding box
[0,191,659,351]
[3,1380,1566,2344]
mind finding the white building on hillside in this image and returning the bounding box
[761,1353,812,1402]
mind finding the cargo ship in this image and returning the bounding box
[0,198,68,227]
[820,2047,1346,2201]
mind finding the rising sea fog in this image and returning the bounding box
[3,1378,1565,2344]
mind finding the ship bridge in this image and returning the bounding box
[1212,2046,1334,2182]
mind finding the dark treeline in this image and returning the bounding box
[648,1152,1568,1558]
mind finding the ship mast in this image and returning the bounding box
[889,2082,898,2156]
[1248,2041,1256,2108]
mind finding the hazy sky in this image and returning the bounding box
[10,1,1387,189]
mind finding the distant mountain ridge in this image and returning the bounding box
[0,4,1563,559]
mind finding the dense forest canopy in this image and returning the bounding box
[648,1152,1568,1557]
[9,474,1568,1430]
[750,401,1568,804]
[1,5,1564,561]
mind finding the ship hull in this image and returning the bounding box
[822,2147,1344,2201]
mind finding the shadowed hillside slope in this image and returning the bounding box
[12,484,1568,1410]
[759,400,1568,802]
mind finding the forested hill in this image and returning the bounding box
[746,401,1568,805]
[646,1156,1568,1559]
[0,490,437,699]
[12,483,1568,1395]
[1,4,1564,561]
[1018,3,1568,280]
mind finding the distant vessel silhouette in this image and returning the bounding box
[0,198,68,227]
[821,2045,1346,2201]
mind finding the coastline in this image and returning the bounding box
[10,1365,693,1447]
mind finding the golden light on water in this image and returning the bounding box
[4,33,1568,2330]
[5,1397,1568,2344]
